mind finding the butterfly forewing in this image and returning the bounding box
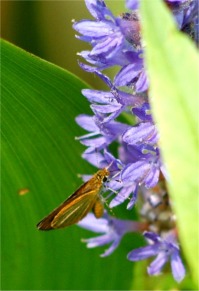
[51,191,98,228]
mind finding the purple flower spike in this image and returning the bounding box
[73,0,196,282]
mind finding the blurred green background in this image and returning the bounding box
[1,0,123,88]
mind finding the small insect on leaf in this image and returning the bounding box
[36,167,110,230]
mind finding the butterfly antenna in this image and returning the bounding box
[106,160,114,170]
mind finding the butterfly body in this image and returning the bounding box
[37,167,110,230]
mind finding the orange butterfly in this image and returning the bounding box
[37,167,110,230]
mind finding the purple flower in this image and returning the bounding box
[121,153,161,189]
[82,87,143,123]
[127,231,186,283]
[78,211,145,257]
[76,114,129,150]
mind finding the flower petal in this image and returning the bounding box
[171,251,186,283]
[91,32,124,58]
[73,20,116,38]
[114,62,143,86]
[78,213,109,233]
[126,0,139,10]
[91,104,122,114]
[122,161,150,184]
[84,0,112,20]
[135,70,149,92]
[144,166,160,188]
[100,238,121,257]
[82,89,118,104]
[82,233,113,248]
[123,122,157,145]
[110,184,136,208]
[147,252,168,275]
[76,114,98,132]
[128,244,159,261]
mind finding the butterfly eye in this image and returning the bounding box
[103,176,108,183]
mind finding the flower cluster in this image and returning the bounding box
[72,0,198,283]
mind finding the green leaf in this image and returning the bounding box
[140,0,199,286]
[1,40,134,290]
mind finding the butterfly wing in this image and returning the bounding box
[37,169,106,230]
[37,184,100,230]
[51,190,98,228]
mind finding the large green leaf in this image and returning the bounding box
[140,0,199,286]
[1,40,135,290]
